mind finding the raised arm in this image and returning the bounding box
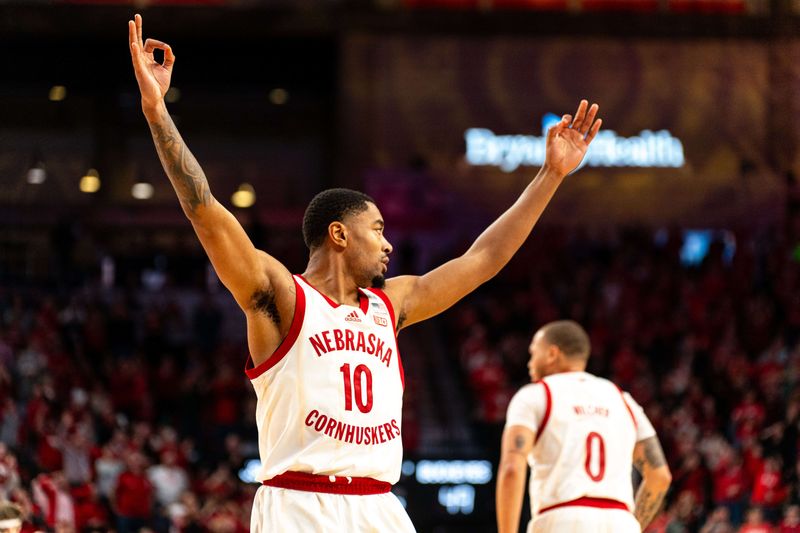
[496,424,535,533]
[127,15,293,317]
[128,15,295,365]
[384,101,601,330]
[632,435,672,530]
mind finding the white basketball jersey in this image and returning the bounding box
[246,275,405,485]
[505,372,655,518]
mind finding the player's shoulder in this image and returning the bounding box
[544,371,600,386]
[511,382,546,402]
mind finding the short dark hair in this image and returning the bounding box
[541,320,591,360]
[0,501,23,521]
[302,189,375,250]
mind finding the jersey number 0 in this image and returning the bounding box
[585,432,606,482]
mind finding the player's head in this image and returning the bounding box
[0,501,24,533]
[528,320,590,381]
[302,188,392,288]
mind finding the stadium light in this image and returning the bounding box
[269,88,289,105]
[232,183,256,208]
[165,87,181,104]
[132,181,154,200]
[49,85,67,102]
[79,169,101,193]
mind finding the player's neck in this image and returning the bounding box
[303,254,362,307]
[555,365,587,375]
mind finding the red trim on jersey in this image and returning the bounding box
[367,287,404,389]
[262,471,391,495]
[245,276,306,380]
[297,275,369,314]
[615,386,638,431]
[534,380,552,445]
[540,496,629,514]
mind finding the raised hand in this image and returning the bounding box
[544,100,602,177]
[128,14,175,114]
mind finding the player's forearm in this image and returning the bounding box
[633,477,669,530]
[144,104,215,220]
[496,465,527,533]
[465,165,564,279]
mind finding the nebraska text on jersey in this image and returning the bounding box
[308,329,393,367]
[245,275,405,485]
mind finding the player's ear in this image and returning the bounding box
[329,222,347,249]
[547,344,561,363]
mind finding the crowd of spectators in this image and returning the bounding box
[0,284,259,532]
[447,223,800,532]
[2,216,800,531]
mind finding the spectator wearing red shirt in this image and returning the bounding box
[743,443,766,488]
[739,507,773,533]
[752,457,788,522]
[779,505,800,533]
[732,392,765,438]
[70,483,107,532]
[714,454,747,524]
[112,453,153,533]
[674,452,710,507]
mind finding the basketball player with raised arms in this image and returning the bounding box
[128,14,602,531]
[496,320,673,533]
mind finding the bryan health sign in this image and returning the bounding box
[465,114,685,172]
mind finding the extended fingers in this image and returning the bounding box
[585,118,603,144]
[570,100,589,132]
[580,103,600,135]
[135,14,144,47]
[128,20,136,50]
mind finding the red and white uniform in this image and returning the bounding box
[505,371,655,533]
[246,275,414,532]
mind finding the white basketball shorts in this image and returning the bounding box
[250,484,416,533]
[529,507,641,533]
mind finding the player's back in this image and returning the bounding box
[528,372,638,517]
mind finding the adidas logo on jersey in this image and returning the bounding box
[344,310,361,323]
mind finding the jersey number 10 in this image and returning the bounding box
[340,363,374,413]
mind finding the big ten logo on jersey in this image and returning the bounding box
[370,300,390,327]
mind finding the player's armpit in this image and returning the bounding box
[633,436,672,530]
[496,425,534,533]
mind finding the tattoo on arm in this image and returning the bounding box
[634,484,667,529]
[633,437,669,529]
[149,116,212,215]
[643,437,667,468]
[514,435,526,450]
